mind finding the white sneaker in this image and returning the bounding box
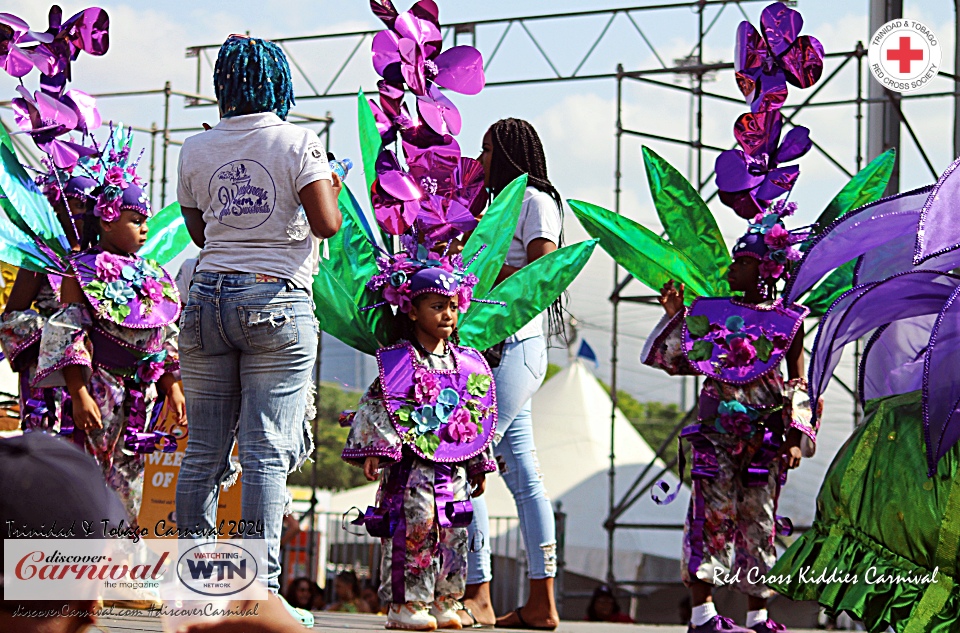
[430,598,463,629]
[385,602,438,631]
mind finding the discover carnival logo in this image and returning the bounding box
[868,18,941,93]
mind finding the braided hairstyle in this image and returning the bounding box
[214,35,295,120]
[486,118,567,343]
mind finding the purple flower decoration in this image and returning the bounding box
[715,110,811,219]
[372,149,423,235]
[370,0,484,135]
[414,369,441,403]
[11,85,100,169]
[0,12,54,78]
[95,251,123,282]
[735,2,824,113]
[141,277,164,302]
[725,337,757,367]
[29,6,109,91]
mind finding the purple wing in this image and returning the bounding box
[923,286,960,475]
[809,271,959,425]
[860,316,934,402]
[760,2,802,57]
[785,189,929,303]
[916,155,960,264]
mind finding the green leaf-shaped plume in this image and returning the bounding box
[803,259,855,318]
[459,239,597,350]
[327,185,380,301]
[813,149,896,234]
[141,202,192,265]
[642,146,729,294]
[461,175,527,298]
[569,199,712,299]
[312,261,383,355]
[358,91,382,197]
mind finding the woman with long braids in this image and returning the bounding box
[460,118,563,630]
[174,34,341,614]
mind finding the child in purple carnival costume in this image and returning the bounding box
[0,5,108,436]
[342,249,498,631]
[33,123,185,525]
[567,3,826,632]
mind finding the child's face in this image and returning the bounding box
[409,292,459,341]
[100,210,148,255]
[727,255,760,292]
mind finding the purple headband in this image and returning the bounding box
[409,267,462,299]
[63,174,99,201]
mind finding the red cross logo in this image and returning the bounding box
[886,36,924,73]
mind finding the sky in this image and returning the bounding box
[2,0,958,430]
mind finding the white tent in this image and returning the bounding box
[330,360,690,582]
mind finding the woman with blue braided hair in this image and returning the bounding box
[174,33,342,617]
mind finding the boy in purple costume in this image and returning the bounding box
[642,213,817,633]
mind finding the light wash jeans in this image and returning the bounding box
[175,273,317,593]
[467,335,557,583]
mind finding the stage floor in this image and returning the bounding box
[96,610,823,632]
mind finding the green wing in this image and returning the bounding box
[459,240,597,350]
[141,202,192,265]
[0,141,70,260]
[570,199,712,299]
[812,149,896,234]
[461,174,527,298]
[642,146,728,294]
[803,260,855,318]
[358,91,382,197]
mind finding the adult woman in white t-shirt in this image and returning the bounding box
[460,119,563,630]
[174,35,342,600]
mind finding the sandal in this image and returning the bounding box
[495,606,557,631]
[460,606,494,629]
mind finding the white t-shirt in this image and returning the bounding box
[176,112,332,290]
[505,187,563,341]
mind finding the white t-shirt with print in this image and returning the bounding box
[505,186,563,341]
[176,112,332,290]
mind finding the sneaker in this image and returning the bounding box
[430,598,463,629]
[278,593,315,628]
[386,602,438,631]
[750,619,789,633]
[689,615,754,633]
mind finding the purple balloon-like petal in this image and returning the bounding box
[3,44,36,77]
[0,12,29,31]
[410,0,440,27]
[760,2,802,57]
[756,165,799,200]
[379,171,423,202]
[735,22,764,74]
[924,287,960,474]
[374,195,419,235]
[454,157,485,208]
[750,71,788,113]
[40,138,95,170]
[434,46,485,95]
[394,12,440,57]
[734,110,782,158]
[776,126,811,162]
[417,86,461,135]
[372,30,401,77]
[715,150,764,193]
[718,190,764,220]
[36,91,78,131]
[418,195,478,245]
[781,35,824,89]
[60,8,109,57]
[370,0,399,28]
[62,89,100,131]
[398,38,428,96]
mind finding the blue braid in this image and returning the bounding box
[214,35,295,120]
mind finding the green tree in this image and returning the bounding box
[287,382,370,490]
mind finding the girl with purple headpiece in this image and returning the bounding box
[643,203,816,633]
[342,251,497,631]
[33,130,185,523]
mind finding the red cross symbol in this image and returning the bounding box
[886,36,924,73]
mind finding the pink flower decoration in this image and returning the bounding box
[457,285,473,313]
[759,258,785,279]
[103,165,129,189]
[763,223,791,249]
[414,370,441,404]
[719,412,754,435]
[141,277,164,302]
[95,196,121,223]
[445,408,478,444]
[95,251,123,282]
[136,361,165,384]
[726,337,757,367]
[383,281,411,313]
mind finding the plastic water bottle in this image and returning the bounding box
[287,155,352,240]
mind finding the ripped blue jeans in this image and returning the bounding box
[176,272,317,593]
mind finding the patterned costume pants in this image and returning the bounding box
[681,428,782,598]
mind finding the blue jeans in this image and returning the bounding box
[175,272,317,593]
[467,335,557,583]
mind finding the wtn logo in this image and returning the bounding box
[185,559,247,581]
